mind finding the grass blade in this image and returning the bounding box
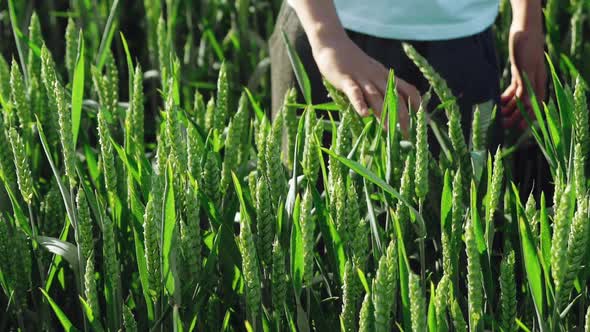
[290,194,304,296]
[281,29,312,105]
[37,236,79,273]
[162,163,179,301]
[71,31,85,145]
[7,0,28,84]
[512,183,545,323]
[321,147,425,228]
[40,288,80,332]
[96,0,120,70]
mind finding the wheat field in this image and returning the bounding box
[0,0,590,331]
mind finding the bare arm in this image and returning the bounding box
[290,0,420,133]
[501,0,546,130]
[290,0,347,51]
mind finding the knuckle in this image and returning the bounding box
[363,83,379,96]
[357,108,370,117]
[348,84,361,95]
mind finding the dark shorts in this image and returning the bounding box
[269,2,503,152]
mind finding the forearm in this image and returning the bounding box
[289,0,347,52]
[509,0,543,31]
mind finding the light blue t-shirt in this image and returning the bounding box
[296,0,500,41]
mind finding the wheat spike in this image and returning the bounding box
[102,214,120,293]
[255,177,274,267]
[0,119,17,192]
[500,250,517,332]
[84,255,100,317]
[64,18,78,80]
[187,123,204,181]
[373,239,398,332]
[471,106,483,151]
[557,196,589,310]
[143,194,161,300]
[396,153,415,237]
[332,173,349,244]
[266,112,287,205]
[235,93,250,166]
[202,150,221,206]
[180,181,202,284]
[157,16,170,86]
[359,292,375,332]
[465,217,482,330]
[10,59,30,130]
[8,128,33,204]
[271,239,287,312]
[450,169,465,277]
[26,13,43,80]
[302,109,322,184]
[76,189,94,263]
[435,275,450,330]
[574,76,589,157]
[300,186,315,285]
[451,298,467,332]
[525,192,538,238]
[55,79,77,188]
[570,3,584,64]
[122,304,137,332]
[221,117,241,191]
[204,96,215,134]
[487,148,504,225]
[0,55,10,106]
[403,43,455,113]
[575,143,586,197]
[551,185,573,291]
[97,106,117,195]
[0,220,18,303]
[352,216,369,269]
[256,116,269,175]
[409,273,427,332]
[193,89,206,128]
[415,92,430,202]
[39,45,60,146]
[341,260,358,332]
[283,87,298,166]
[215,62,228,131]
[127,64,144,155]
[239,207,261,321]
[13,228,32,309]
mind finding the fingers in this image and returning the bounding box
[502,63,548,131]
[502,106,522,129]
[518,118,528,131]
[396,79,421,114]
[360,80,384,119]
[515,83,525,101]
[501,81,516,104]
[335,68,420,132]
[371,69,389,100]
[501,97,518,116]
[342,78,370,117]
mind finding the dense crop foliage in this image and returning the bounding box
[1,0,590,331]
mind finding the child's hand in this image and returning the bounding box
[501,6,546,131]
[312,33,420,135]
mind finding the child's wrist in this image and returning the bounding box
[308,23,348,52]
